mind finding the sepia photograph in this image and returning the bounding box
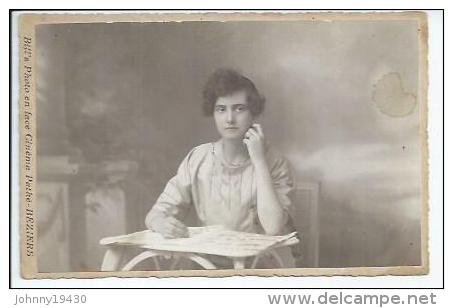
[18,11,429,278]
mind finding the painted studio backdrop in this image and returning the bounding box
[35,20,422,272]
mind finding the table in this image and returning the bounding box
[100,229,299,271]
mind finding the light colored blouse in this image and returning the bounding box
[148,141,295,234]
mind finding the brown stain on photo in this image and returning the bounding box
[372,72,417,117]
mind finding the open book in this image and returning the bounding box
[100,225,299,258]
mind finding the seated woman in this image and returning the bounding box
[145,68,296,268]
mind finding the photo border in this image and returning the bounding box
[9,8,443,288]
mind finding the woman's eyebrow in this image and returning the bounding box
[215,103,247,107]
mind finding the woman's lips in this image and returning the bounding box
[225,127,238,130]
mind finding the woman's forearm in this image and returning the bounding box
[145,207,164,230]
[254,160,287,235]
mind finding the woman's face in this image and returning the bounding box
[213,90,255,141]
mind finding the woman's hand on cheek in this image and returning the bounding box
[243,123,267,166]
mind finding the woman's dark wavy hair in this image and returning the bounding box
[202,68,265,116]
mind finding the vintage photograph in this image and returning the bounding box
[19,12,428,278]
